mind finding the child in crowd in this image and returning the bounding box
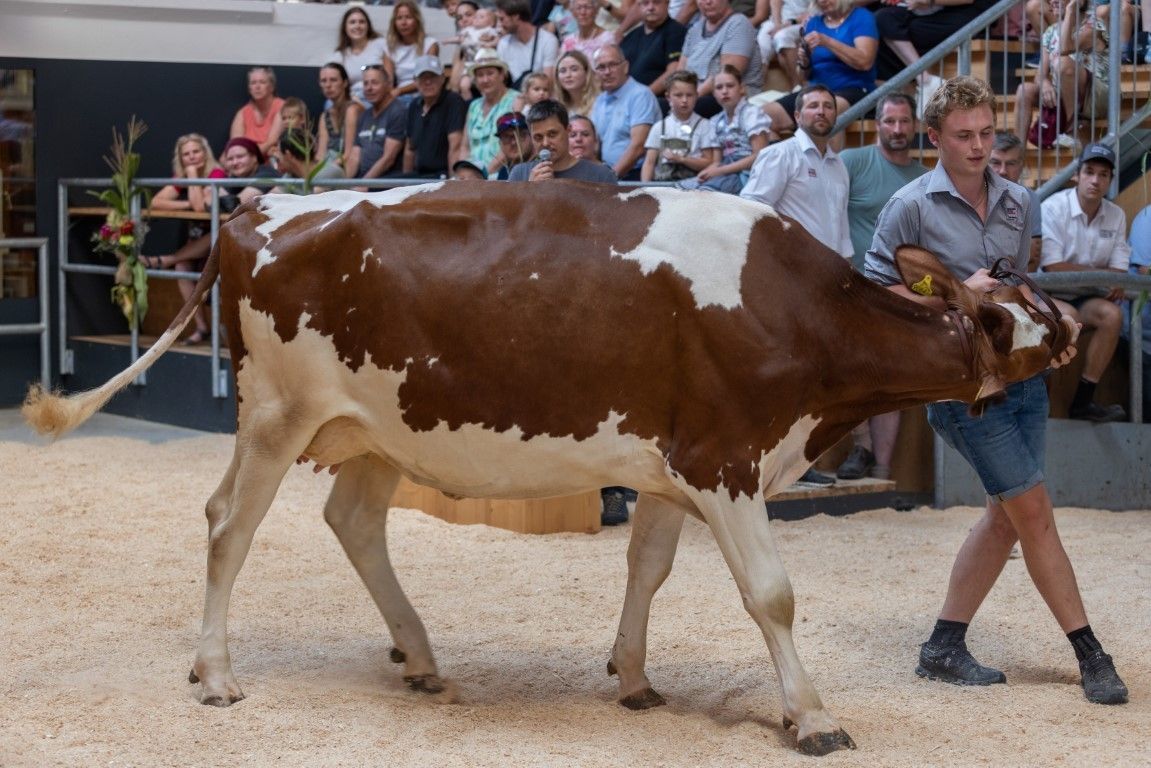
[519,72,555,109]
[568,114,601,161]
[687,65,770,194]
[280,97,310,132]
[450,5,502,97]
[546,0,579,42]
[641,71,717,182]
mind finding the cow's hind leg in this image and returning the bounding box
[323,455,447,698]
[689,491,855,756]
[191,428,300,707]
[608,493,686,709]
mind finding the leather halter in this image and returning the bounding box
[988,257,1064,342]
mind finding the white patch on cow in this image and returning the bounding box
[427,357,439,367]
[342,274,349,282]
[757,415,822,497]
[998,301,1047,350]
[611,188,780,310]
[530,272,539,280]
[361,248,374,273]
[252,185,444,275]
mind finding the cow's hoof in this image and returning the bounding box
[188,669,199,684]
[795,729,856,756]
[390,647,406,664]
[404,674,445,694]
[606,660,617,677]
[200,690,245,708]
[619,687,666,710]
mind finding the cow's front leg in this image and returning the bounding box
[191,434,295,706]
[689,489,855,756]
[609,493,686,709]
[323,455,449,699]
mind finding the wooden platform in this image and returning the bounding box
[392,479,602,534]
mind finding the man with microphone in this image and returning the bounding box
[507,100,618,182]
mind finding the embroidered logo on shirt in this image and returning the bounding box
[1100,230,1115,239]
[807,168,817,178]
[911,275,934,296]
[1004,205,1020,225]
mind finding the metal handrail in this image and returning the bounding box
[0,237,50,391]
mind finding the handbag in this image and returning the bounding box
[1027,104,1070,149]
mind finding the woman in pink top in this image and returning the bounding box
[561,0,614,57]
[229,66,285,159]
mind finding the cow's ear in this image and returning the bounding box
[893,245,963,302]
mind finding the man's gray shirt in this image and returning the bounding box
[864,164,1032,285]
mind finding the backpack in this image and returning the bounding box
[1027,104,1071,150]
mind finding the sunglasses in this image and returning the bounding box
[361,64,385,72]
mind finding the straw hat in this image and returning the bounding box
[468,48,509,78]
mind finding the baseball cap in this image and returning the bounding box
[1079,142,1116,169]
[496,112,529,136]
[414,55,443,78]
[451,159,487,178]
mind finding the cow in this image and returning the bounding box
[24,182,1074,756]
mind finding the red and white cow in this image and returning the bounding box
[25,182,1072,755]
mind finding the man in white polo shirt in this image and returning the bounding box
[1041,142,1132,423]
[739,84,850,487]
[739,84,852,260]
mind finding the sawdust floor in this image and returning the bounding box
[2,424,1147,767]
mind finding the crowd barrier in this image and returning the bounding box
[0,237,50,391]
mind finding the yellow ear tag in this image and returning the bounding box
[911,274,934,296]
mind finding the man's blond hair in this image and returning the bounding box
[922,76,995,132]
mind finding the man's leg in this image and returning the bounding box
[869,411,901,480]
[1070,298,1126,421]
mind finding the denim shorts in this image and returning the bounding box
[926,375,1048,501]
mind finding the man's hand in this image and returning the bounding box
[963,267,1002,293]
[1105,287,1125,302]
[529,158,554,181]
[1049,317,1081,369]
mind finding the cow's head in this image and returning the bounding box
[894,246,1076,409]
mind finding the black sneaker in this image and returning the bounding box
[1069,402,1127,423]
[1079,650,1128,705]
[836,445,876,480]
[916,642,1006,686]
[600,490,629,526]
[796,468,835,487]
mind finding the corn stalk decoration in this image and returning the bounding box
[90,117,151,330]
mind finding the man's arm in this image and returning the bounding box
[363,138,404,179]
[447,130,465,170]
[613,123,652,178]
[403,141,416,175]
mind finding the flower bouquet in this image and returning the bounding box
[90,116,151,331]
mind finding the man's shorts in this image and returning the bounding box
[926,375,1048,502]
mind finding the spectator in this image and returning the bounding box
[562,0,616,56]
[229,66,285,159]
[316,62,365,175]
[677,0,763,117]
[873,0,995,115]
[834,92,927,482]
[404,56,468,178]
[462,50,522,174]
[757,0,811,91]
[496,0,561,88]
[620,0,688,97]
[279,97,309,134]
[988,132,1042,272]
[547,0,580,41]
[491,111,537,179]
[519,71,556,109]
[274,128,344,192]
[148,133,226,345]
[682,65,767,192]
[762,0,877,138]
[865,76,1127,707]
[384,0,441,102]
[555,50,601,116]
[141,137,276,343]
[741,83,852,277]
[451,158,488,179]
[508,99,618,180]
[590,44,661,179]
[641,70,718,182]
[349,64,408,181]
[336,6,389,104]
[450,5,503,97]
[568,113,602,159]
[1041,143,1131,423]
[1120,205,1151,422]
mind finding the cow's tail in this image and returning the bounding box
[23,237,224,439]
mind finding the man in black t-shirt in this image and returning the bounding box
[404,56,468,179]
[619,0,686,98]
